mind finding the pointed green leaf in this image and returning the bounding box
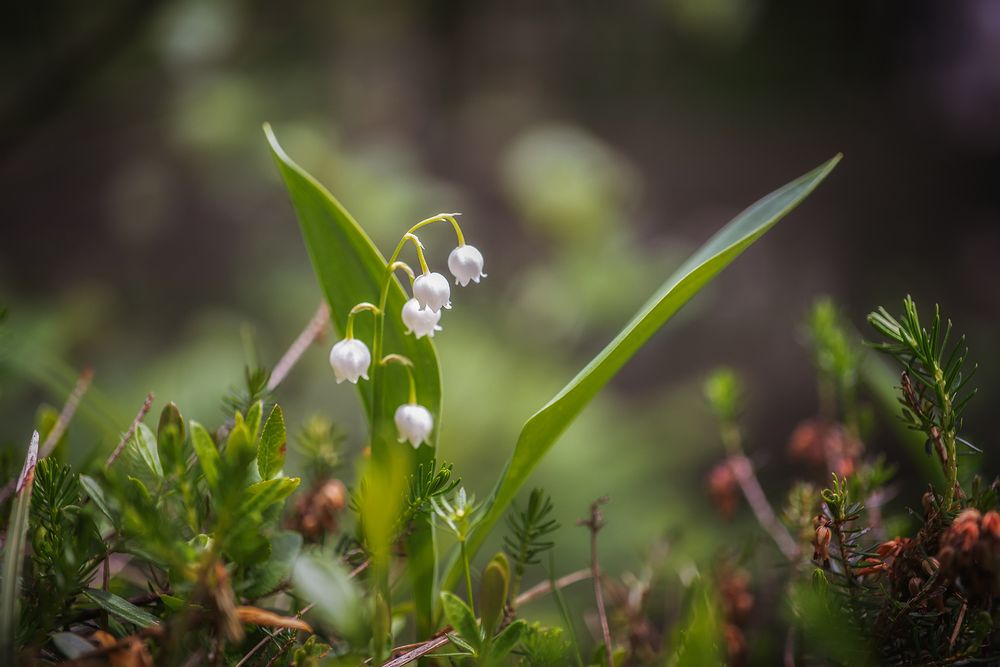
[238,477,301,517]
[448,155,841,587]
[190,421,221,490]
[79,474,115,525]
[83,588,161,628]
[440,591,481,652]
[156,402,186,474]
[1,432,38,662]
[263,124,442,441]
[225,413,255,470]
[130,423,162,478]
[489,619,527,661]
[245,400,263,442]
[257,404,286,480]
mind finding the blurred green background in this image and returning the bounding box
[1,0,998,659]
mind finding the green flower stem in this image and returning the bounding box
[345,302,379,339]
[382,354,417,405]
[460,538,475,616]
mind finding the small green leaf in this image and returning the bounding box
[51,632,95,659]
[257,404,286,480]
[225,414,255,471]
[448,155,842,587]
[245,400,263,442]
[190,421,221,490]
[83,588,161,628]
[130,423,163,478]
[79,474,115,525]
[160,595,187,612]
[440,591,480,652]
[239,477,301,517]
[489,619,527,661]
[156,402,186,475]
[127,476,152,503]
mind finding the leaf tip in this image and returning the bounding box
[16,431,39,494]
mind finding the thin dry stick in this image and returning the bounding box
[578,496,612,667]
[949,599,967,652]
[0,367,94,504]
[729,455,801,561]
[267,302,330,392]
[382,634,452,667]
[514,568,591,607]
[39,366,94,458]
[105,392,154,467]
[233,560,367,667]
[374,566,589,667]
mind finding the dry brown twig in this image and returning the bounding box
[105,392,154,467]
[578,496,613,667]
[729,455,801,561]
[0,367,94,504]
[267,301,330,392]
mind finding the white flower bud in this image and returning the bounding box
[402,298,442,338]
[413,272,452,312]
[328,338,371,384]
[394,404,433,448]
[448,244,487,286]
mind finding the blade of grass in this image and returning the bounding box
[1,432,40,662]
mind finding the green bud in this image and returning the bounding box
[478,552,511,638]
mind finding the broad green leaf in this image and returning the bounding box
[265,123,440,629]
[245,400,263,442]
[156,402,186,474]
[1,432,38,663]
[130,423,163,478]
[190,421,221,490]
[292,554,367,645]
[447,155,841,587]
[257,404,286,480]
[489,619,527,661]
[79,474,115,525]
[440,591,481,652]
[263,124,442,439]
[83,588,161,628]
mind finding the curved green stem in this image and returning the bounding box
[382,354,417,405]
[410,212,465,247]
[460,538,475,616]
[345,302,380,339]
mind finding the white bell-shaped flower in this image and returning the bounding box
[413,272,452,312]
[394,403,434,448]
[448,244,487,286]
[328,338,371,384]
[402,298,442,338]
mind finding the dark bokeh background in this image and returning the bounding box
[1,0,998,656]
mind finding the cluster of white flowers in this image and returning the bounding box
[327,216,486,448]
